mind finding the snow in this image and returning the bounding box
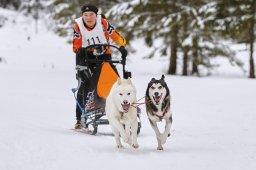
[1,8,256,170]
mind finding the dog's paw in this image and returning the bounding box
[117,144,124,149]
[157,146,163,150]
[132,143,139,149]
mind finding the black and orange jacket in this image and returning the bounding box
[72,16,126,54]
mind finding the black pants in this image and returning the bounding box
[75,49,111,121]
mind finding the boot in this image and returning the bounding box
[74,120,81,129]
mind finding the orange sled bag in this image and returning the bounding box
[97,62,119,99]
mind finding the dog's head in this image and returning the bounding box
[113,78,137,113]
[146,75,169,105]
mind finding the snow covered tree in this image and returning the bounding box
[0,0,21,10]
[19,0,47,34]
[216,0,256,78]
[108,0,234,76]
[179,0,234,76]
[108,0,182,75]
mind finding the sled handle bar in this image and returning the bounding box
[83,44,123,54]
[80,44,131,79]
[85,59,122,64]
[81,44,126,64]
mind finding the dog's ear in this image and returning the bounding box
[151,78,156,82]
[161,74,165,80]
[117,78,122,85]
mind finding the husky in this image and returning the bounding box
[106,78,139,149]
[145,75,172,150]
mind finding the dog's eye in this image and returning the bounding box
[119,93,123,96]
[127,93,130,95]
[151,86,155,90]
[158,86,163,89]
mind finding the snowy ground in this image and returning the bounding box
[1,8,256,170]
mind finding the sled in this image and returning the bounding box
[72,44,141,135]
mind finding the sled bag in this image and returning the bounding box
[97,62,119,99]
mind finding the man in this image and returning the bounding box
[73,3,127,129]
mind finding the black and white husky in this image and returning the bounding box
[145,75,172,150]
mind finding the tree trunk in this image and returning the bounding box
[182,46,189,76]
[168,21,179,75]
[249,31,255,79]
[249,0,255,78]
[168,1,179,75]
[182,9,189,76]
[1,0,8,8]
[192,37,199,76]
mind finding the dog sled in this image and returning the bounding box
[72,44,141,135]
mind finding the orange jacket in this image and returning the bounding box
[73,16,126,54]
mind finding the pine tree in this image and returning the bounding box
[179,0,235,76]
[216,0,256,78]
[108,0,183,75]
[108,0,235,76]
[0,0,21,10]
[19,0,47,34]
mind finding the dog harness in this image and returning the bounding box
[146,98,169,121]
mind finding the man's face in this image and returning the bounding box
[82,11,97,27]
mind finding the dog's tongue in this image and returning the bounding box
[153,94,162,104]
[122,103,130,112]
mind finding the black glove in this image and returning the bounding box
[76,48,87,66]
[119,46,127,58]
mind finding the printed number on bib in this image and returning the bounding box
[87,36,101,45]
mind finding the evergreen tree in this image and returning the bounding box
[0,0,21,10]
[108,0,234,76]
[180,0,232,76]
[19,0,47,34]
[108,0,182,75]
[216,0,256,78]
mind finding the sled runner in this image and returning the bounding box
[72,44,141,135]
